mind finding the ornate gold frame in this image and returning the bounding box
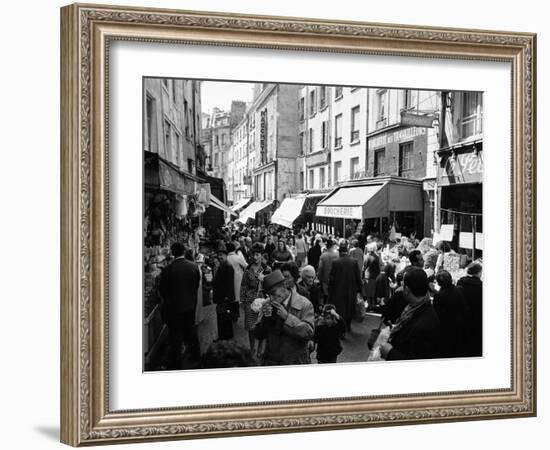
[60,3,536,446]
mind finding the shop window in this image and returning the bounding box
[351,106,360,143]
[334,161,342,183]
[184,100,189,138]
[376,89,387,129]
[350,157,359,179]
[145,95,156,152]
[334,114,343,148]
[164,119,172,161]
[403,89,417,111]
[321,121,328,149]
[171,80,177,102]
[399,141,413,175]
[374,148,385,177]
[461,92,483,139]
[319,86,327,109]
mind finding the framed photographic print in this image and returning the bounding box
[60,3,537,446]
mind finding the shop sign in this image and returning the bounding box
[369,127,426,150]
[316,205,362,219]
[400,111,436,128]
[439,150,483,185]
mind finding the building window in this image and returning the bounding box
[300,171,304,191]
[187,158,194,173]
[184,100,189,138]
[299,131,305,155]
[335,86,343,99]
[164,119,172,161]
[404,89,417,111]
[175,132,181,166]
[214,153,218,167]
[309,89,316,116]
[399,141,413,175]
[145,95,155,152]
[171,80,177,102]
[309,169,315,189]
[320,167,326,188]
[376,89,387,128]
[350,157,359,179]
[308,128,314,153]
[374,148,385,176]
[215,135,219,146]
[334,114,343,148]
[321,121,328,149]
[461,92,483,139]
[319,86,327,109]
[222,134,226,145]
[334,161,342,183]
[351,106,360,142]
[299,97,305,121]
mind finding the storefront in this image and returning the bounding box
[315,176,424,239]
[436,141,483,257]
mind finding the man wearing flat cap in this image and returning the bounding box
[253,269,315,365]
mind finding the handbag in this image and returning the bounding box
[354,296,367,322]
[367,321,383,350]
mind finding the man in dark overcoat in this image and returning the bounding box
[328,240,363,332]
[159,242,201,369]
[457,262,483,357]
[212,249,236,340]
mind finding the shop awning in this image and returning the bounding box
[209,195,237,216]
[236,200,273,223]
[231,197,252,213]
[316,177,423,220]
[270,195,307,228]
[144,151,196,195]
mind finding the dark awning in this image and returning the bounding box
[316,177,423,220]
[144,151,196,196]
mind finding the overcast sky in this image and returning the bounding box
[201,81,255,114]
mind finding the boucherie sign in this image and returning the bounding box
[438,149,483,186]
[316,205,363,219]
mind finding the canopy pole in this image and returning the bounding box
[343,218,346,238]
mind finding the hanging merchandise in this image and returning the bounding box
[176,195,188,219]
[389,224,397,241]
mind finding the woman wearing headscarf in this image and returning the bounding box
[240,245,271,353]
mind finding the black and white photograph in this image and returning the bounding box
[143,78,483,371]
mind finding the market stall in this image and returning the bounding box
[315,176,424,238]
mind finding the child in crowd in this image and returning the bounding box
[313,304,346,364]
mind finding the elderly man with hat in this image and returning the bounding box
[253,269,315,366]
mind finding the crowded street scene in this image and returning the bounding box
[143,79,483,371]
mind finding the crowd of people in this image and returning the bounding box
[147,221,483,370]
